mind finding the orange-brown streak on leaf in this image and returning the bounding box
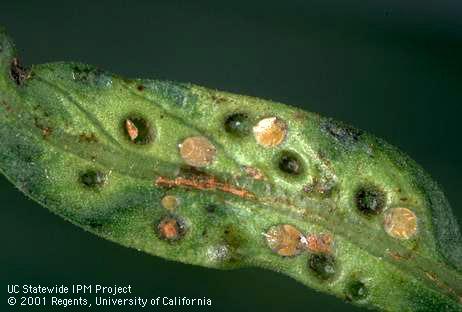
[387,250,412,261]
[155,176,255,199]
[424,271,462,304]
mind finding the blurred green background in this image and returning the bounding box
[1,1,461,311]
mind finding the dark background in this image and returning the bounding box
[1,1,462,311]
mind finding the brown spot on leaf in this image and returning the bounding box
[306,233,333,254]
[33,118,53,139]
[243,166,264,180]
[41,127,52,138]
[293,110,308,122]
[424,271,462,304]
[179,136,216,167]
[388,250,412,261]
[210,93,228,103]
[1,100,13,113]
[156,216,186,241]
[303,177,335,196]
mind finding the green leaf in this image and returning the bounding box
[0,27,461,311]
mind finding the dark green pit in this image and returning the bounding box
[278,151,303,175]
[345,280,368,301]
[82,218,105,229]
[222,225,245,263]
[123,116,154,145]
[79,170,106,188]
[322,118,363,145]
[205,204,217,213]
[224,113,250,137]
[308,253,337,280]
[355,185,385,215]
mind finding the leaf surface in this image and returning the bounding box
[0,28,461,311]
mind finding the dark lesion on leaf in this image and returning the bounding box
[81,218,106,230]
[210,93,229,104]
[178,165,208,179]
[33,117,53,138]
[277,150,304,176]
[345,279,368,301]
[308,253,337,280]
[224,112,251,137]
[205,204,218,214]
[10,57,30,86]
[222,224,246,264]
[321,118,363,146]
[79,132,98,143]
[1,100,14,113]
[302,176,336,197]
[79,169,107,188]
[355,184,386,215]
